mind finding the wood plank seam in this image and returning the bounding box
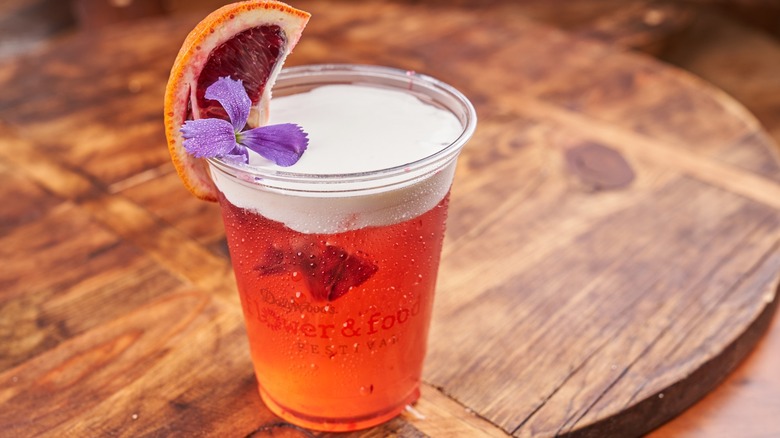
[619,228,780,410]
[0,122,235,299]
[415,383,511,438]
[510,264,665,436]
[493,177,779,435]
[106,162,174,194]
[444,159,550,259]
[433,176,740,431]
[0,123,513,437]
[505,96,780,212]
[570,279,780,438]
[506,226,677,434]
[559,217,780,436]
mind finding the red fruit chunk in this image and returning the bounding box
[299,244,348,301]
[254,240,378,302]
[328,251,379,301]
[303,245,379,301]
[255,244,286,275]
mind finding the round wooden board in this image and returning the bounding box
[0,1,778,437]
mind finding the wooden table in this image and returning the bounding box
[2,1,779,436]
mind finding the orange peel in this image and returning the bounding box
[164,1,310,201]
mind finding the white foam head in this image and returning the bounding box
[208,65,476,234]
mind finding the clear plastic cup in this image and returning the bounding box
[207,64,476,431]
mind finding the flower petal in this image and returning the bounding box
[222,145,249,165]
[238,124,309,167]
[204,76,251,131]
[180,118,238,158]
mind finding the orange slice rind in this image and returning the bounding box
[164,1,310,201]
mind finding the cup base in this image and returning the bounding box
[258,384,421,432]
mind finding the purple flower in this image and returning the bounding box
[180,77,308,166]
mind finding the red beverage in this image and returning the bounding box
[218,191,450,430]
[207,64,476,431]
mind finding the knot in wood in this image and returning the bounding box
[565,142,635,191]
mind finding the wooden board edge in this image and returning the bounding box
[562,280,779,437]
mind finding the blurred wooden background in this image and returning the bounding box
[2,0,778,147]
[1,1,778,436]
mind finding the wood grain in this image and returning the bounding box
[0,1,778,436]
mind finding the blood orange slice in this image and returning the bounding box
[164,1,310,201]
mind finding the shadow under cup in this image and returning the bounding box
[207,64,477,432]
